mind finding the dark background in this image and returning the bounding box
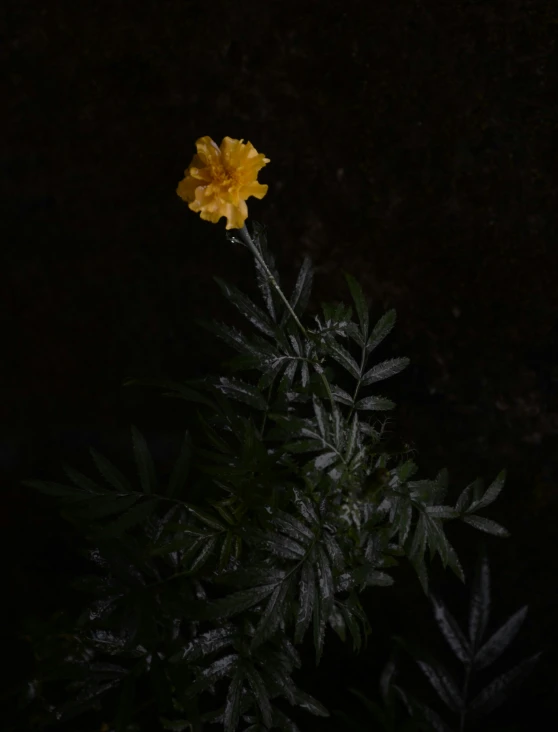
[2,0,557,728]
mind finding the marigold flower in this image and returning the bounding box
[177,136,270,230]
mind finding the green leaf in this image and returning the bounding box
[270,511,314,544]
[167,431,192,499]
[324,337,361,380]
[72,494,138,520]
[474,606,528,671]
[202,584,277,621]
[291,687,330,717]
[312,396,330,440]
[467,469,506,514]
[259,531,305,561]
[366,309,396,354]
[455,478,481,513]
[355,395,395,411]
[210,376,268,411]
[468,652,542,719]
[183,654,238,700]
[189,535,219,574]
[361,357,410,387]
[22,479,90,499]
[100,498,158,537]
[244,665,273,728]
[330,384,354,406]
[415,657,463,713]
[183,503,226,531]
[289,255,314,317]
[462,515,510,537]
[87,447,133,493]
[214,277,276,338]
[425,505,460,520]
[344,272,369,338]
[224,665,245,732]
[170,627,236,663]
[469,546,491,651]
[430,593,472,664]
[130,425,157,495]
[61,463,104,494]
[295,562,316,645]
[251,579,291,651]
[313,545,334,665]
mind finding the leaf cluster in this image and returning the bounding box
[16,221,512,732]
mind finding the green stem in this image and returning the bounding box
[238,225,308,336]
[237,224,336,412]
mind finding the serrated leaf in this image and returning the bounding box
[344,272,369,338]
[467,469,506,513]
[366,309,396,354]
[61,463,103,494]
[415,658,463,713]
[324,337,361,379]
[462,515,510,537]
[361,357,410,387]
[184,503,226,531]
[131,425,157,495]
[184,654,238,700]
[270,511,314,544]
[322,530,344,571]
[251,580,292,651]
[313,451,339,471]
[214,277,276,338]
[72,494,138,520]
[89,447,133,494]
[425,505,460,519]
[202,584,277,621]
[170,627,236,663]
[430,594,472,663]
[100,498,158,537]
[397,501,413,545]
[469,547,491,651]
[312,396,330,440]
[468,652,542,719]
[289,255,314,317]
[223,665,245,732]
[406,697,454,732]
[292,687,330,717]
[22,479,91,499]
[295,562,316,645]
[210,376,268,411]
[455,479,478,513]
[244,665,273,728]
[330,384,355,406]
[474,605,528,671]
[355,395,395,411]
[260,531,305,561]
[189,535,219,574]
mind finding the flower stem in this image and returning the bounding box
[237,225,308,336]
[237,224,336,411]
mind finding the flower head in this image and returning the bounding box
[177,136,270,230]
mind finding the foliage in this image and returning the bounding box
[334,541,542,731]
[15,221,513,732]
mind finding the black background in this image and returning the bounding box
[2,0,558,728]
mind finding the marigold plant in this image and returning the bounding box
[15,134,533,732]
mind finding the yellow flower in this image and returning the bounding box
[177,136,270,230]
